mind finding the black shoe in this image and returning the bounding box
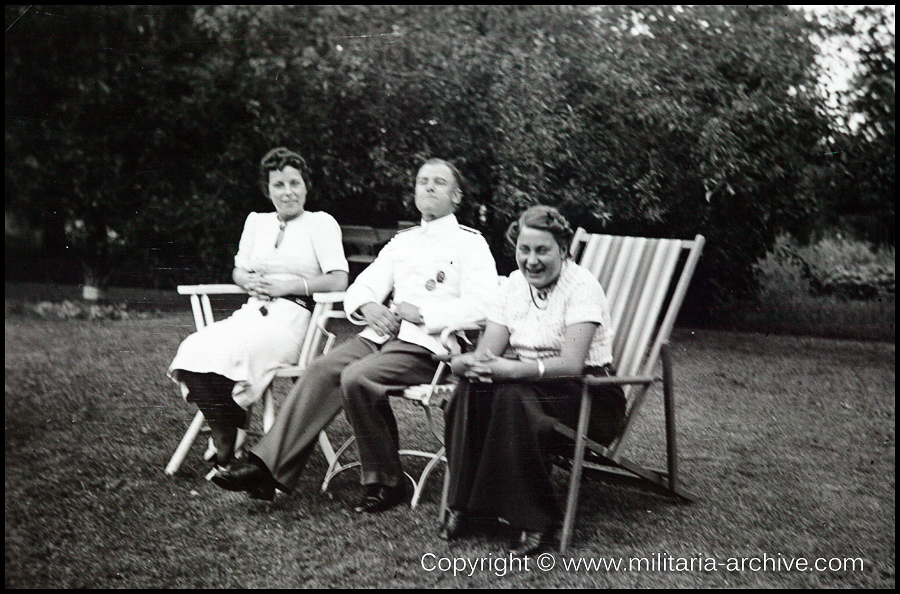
[508,530,550,557]
[352,484,407,514]
[210,459,276,501]
[438,510,466,541]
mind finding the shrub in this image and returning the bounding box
[756,233,895,300]
[24,300,140,321]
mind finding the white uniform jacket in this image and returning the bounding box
[343,214,499,355]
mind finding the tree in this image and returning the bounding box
[312,6,830,302]
[5,5,207,297]
[839,7,894,244]
[6,6,839,310]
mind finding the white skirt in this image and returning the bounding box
[168,297,312,408]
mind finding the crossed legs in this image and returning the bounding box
[340,340,439,489]
[211,336,437,506]
[180,370,246,467]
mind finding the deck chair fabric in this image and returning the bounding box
[164,285,343,476]
[552,230,705,552]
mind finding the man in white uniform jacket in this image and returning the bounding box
[212,159,498,509]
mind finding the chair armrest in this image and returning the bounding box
[439,320,486,352]
[581,375,656,387]
[177,284,247,296]
[313,291,346,304]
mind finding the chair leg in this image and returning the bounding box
[165,410,206,475]
[408,447,446,509]
[320,436,360,493]
[317,431,337,468]
[262,387,276,433]
[560,384,593,554]
[661,342,678,492]
[439,458,451,522]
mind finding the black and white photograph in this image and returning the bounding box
[5,5,894,588]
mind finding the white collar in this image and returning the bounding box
[418,213,459,237]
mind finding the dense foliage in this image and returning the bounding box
[5,5,894,308]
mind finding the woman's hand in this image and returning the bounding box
[450,353,476,376]
[243,272,269,299]
[480,357,522,380]
[244,273,295,299]
[461,349,502,382]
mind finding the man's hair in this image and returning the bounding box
[421,158,463,194]
[259,147,311,196]
[505,204,574,256]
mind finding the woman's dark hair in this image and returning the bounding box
[505,204,574,256]
[259,147,311,196]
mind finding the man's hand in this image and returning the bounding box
[359,302,400,337]
[394,301,424,324]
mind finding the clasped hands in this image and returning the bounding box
[245,272,289,300]
[450,349,518,382]
[360,301,423,337]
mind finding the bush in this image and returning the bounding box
[9,300,144,321]
[756,233,895,300]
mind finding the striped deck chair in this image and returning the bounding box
[555,229,705,552]
[164,286,345,477]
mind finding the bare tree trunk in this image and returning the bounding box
[82,264,106,302]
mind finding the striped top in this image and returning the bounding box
[488,261,614,366]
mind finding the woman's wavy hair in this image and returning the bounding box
[505,204,574,257]
[259,147,311,196]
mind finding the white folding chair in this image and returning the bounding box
[317,325,479,508]
[164,286,344,477]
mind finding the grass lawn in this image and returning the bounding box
[4,287,895,587]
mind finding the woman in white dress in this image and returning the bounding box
[168,147,349,470]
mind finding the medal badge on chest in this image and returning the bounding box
[426,270,446,291]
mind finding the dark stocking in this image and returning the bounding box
[180,371,247,466]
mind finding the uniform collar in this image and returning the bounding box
[419,213,459,237]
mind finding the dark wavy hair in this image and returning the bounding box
[505,204,574,256]
[259,147,311,196]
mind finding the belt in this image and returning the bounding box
[281,294,315,310]
[584,364,615,377]
[259,294,314,316]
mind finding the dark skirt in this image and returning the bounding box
[444,371,625,532]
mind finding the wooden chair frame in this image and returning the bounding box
[436,231,704,553]
[555,230,705,552]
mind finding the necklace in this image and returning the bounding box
[529,282,555,310]
[274,211,302,248]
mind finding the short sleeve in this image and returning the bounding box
[487,273,518,328]
[308,213,349,274]
[233,213,258,270]
[564,271,608,327]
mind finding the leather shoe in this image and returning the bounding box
[210,459,276,502]
[352,484,407,514]
[438,510,466,541]
[509,530,550,557]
